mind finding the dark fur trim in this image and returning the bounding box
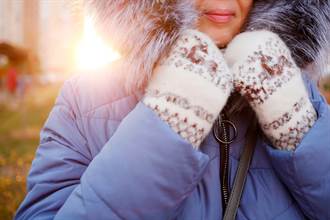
[246,0,330,78]
[85,0,330,92]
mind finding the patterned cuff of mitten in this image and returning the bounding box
[259,94,317,151]
[143,29,232,149]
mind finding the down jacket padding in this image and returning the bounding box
[15,68,330,219]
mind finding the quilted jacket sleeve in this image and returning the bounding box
[265,78,330,220]
[15,79,210,220]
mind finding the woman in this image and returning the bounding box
[16,0,330,219]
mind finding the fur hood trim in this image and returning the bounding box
[85,0,330,93]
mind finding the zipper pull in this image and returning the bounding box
[213,113,238,144]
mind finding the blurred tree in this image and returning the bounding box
[0,42,40,76]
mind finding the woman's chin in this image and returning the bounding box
[213,34,235,48]
[197,26,237,48]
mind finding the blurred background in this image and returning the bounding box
[0,1,329,220]
[0,1,121,219]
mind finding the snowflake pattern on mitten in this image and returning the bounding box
[225,31,317,151]
[143,29,232,148]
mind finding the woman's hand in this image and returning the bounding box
[224,30,317,151]
[143,29,233,149]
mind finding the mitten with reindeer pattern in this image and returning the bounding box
[143,29,233,149]
[225,30,317,151]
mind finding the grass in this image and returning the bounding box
[324,83,330,91]
[0,83,61,220]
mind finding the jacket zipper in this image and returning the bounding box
[213,113,232,214]
[219,113,230,211]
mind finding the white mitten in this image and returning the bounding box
[225,30,317,151]
[142,29,233,149]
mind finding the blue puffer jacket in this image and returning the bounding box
[15,68,330,220]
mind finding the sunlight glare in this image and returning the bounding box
[75,17,120,71]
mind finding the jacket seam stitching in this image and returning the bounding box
[271,201,294,220]
[83,95,135,116]
[172,159,211,218]
[67,76,137,118]
[84,178,125,220]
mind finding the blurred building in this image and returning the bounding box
[0,0,24,46]
[39,0,83,74]
[0,0,83,74]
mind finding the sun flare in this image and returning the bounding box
[75,17,120,71]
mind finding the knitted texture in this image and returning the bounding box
[143,29,232,149]
[225,31,317,151]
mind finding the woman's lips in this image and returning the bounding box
[204,10,235,24]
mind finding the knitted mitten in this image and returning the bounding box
[224,30,317,151]
[142,29,233,149]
